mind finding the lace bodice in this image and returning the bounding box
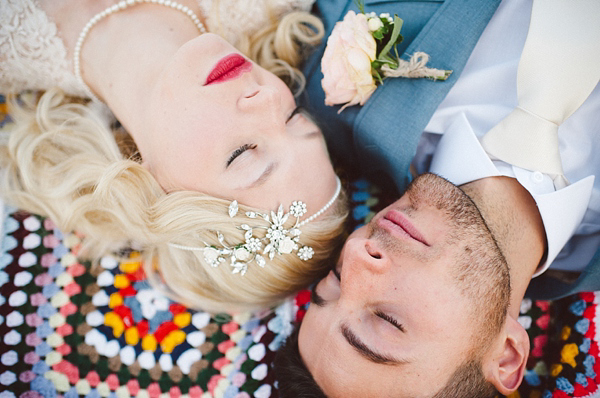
[0,0,86,96]
[0,0,314,97]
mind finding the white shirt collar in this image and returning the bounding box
[429,113,594,276]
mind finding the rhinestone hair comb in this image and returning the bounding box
[168,176,342,275]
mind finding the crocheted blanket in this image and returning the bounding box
[1,96,599,398]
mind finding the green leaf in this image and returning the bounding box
[353,0,365,14]
[393,43,401,63]
[372,68,384,85]
[373,30,384,40]
[371,60,384,70]
[378,15,404,60]
[377,55,398,65]
[380,23,390,36]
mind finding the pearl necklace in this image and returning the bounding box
[74,0,207,103]
[297,176,342,227]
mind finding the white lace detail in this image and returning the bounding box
[196,0,315,47]
[0,0,87,96]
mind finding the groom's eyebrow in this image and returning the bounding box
[341,324,410,366]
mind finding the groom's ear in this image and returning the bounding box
[482,316,529,395]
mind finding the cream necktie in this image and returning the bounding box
[481,0,600,189]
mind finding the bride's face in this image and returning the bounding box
[141,34,338,213]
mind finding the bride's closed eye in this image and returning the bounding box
[225,106,306,168]
[226,143,257,167]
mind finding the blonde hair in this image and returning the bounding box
[0,11,347,313]
[244,10,324,93]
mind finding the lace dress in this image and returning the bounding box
[0,0,314,96]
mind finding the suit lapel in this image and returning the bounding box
[353,0,501,192]
[301,0,453,177]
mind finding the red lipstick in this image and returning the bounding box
[379,210,430,246]
[205,54,252,85]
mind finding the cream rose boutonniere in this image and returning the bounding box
[321,10,378,111]
[321,1,452,113]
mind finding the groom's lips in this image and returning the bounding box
[379,210,430,246]
[204,54,252,85]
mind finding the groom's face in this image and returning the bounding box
[298,173,509,397]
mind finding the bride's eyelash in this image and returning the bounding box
[226,107,303,168]
[226,143,257,167]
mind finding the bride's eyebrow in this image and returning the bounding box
[243,163,277,189]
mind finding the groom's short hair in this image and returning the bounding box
[274,328,326,397]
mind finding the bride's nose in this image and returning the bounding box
[239,85,282,116]
[238,85,287,138]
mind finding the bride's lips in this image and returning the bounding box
[378,210,430,246]
[204,54,252,85]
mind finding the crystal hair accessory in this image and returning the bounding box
[74,0,207,103]
[168,176,342,275]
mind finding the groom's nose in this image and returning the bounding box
[337,237,394,306]
[342,237,391,278]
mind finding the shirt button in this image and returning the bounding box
[531,171,545,184]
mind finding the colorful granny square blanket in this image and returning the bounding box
[1,96,600,398]
[512,293,600,398]
[0,179,385,398]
